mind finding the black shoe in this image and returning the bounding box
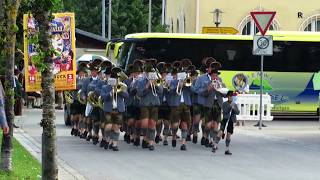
[112,146,119,151]
[201,137,206,146]
[155,135,160,144]
[180,144,187,151]
[212,146,217,153]
[83,131,88,138]
[13,124,19,128]
[204,138,209,146]
[177,135,180,139]
[159,136,163,142]
[71,128,75,136]
[172,140,177,148]
[149,145,155,151]
[104,142,110,150]
[134,138,140,146]
[74,129,79,137]
[206,142,213,148]
[86,135,92,141]
[93,137,99,145]
[124,133,129,142]
[186,135,191,141]
[163,140,168,146]
[192,136,198,144]
[109,143,113,149]
[142,140,148,149]
[100,140,106,148]
[130,138,134,143]
[225,150,232,155]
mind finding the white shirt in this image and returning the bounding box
[92,76,98,81]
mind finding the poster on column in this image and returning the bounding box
[23,13,76,92]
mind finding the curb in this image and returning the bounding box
[14,128,88,180]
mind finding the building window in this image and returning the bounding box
[238,15,279,35]
[300,14,320,32]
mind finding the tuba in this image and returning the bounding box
[64,91,74,104]
[87,91,101,108]
[77,89,86,105]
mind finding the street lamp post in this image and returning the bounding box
[102,0,105,38]
[211,8,223,27]
[148,0,152,32]
[108,0,112,40]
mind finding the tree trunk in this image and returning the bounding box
[0,0,20,172]
[33,9,58,180]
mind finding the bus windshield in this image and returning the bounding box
[118,38,320,72]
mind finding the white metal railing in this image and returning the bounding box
[232,93,274,121]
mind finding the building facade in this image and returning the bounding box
[164,0,320,34]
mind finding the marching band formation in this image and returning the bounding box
[65,57,240,155]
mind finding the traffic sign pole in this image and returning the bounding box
[251,11,276,129]
[259,55,264,130]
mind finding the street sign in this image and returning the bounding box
[250,11,276,36]
[253,35,273,56]
[202,27,238,34]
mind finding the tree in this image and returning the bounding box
[0,0,21,171]
[62,0,164,38]
[30,0,62,179]
[63,0,102,35]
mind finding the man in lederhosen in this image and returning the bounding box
[80,59,102,144]
[123,63,141,144]
[98,61,112,148]
[101,67,129,151]
[194,58,225,148]
[70,63,87,137]
[136,59,163,150]
[167,61,192,150]
[155,62,171,145]
[212,90,239,155]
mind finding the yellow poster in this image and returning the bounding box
[23,13,76,92]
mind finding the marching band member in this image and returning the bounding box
[70,64,87,137]
[101,67,129,151]
[155,62,171,145]
[123,64,141,144]
[188,65,200,144]
[80,59,102,144]
[194,58,225,148]
[167,61,192,150]
[98,62,112,148]
[136,59,163,150]
[212,91,239,155]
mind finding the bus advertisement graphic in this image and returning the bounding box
[23,13,76,92]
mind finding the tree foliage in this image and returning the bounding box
[62,0,165,38]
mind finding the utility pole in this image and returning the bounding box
[108,0,112,40]
[102,0,105,38]
[148,0,152,32]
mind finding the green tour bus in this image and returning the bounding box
[112,31,320,118]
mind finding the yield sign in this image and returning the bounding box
[250,11,276,36]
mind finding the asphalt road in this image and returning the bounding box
[16,109,320,180]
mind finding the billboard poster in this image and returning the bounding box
[23,13,76,92]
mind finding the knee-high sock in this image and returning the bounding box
[147,128,156,141]
[156,121,163,135]
[181,129,188,140]
[111,131,120,142]
[171,128,178,137]
[104,129,112,141]
[226,138,231,148]
[93,122,100,136]
[141,128,147,137]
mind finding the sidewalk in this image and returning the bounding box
[14,115,88,180]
